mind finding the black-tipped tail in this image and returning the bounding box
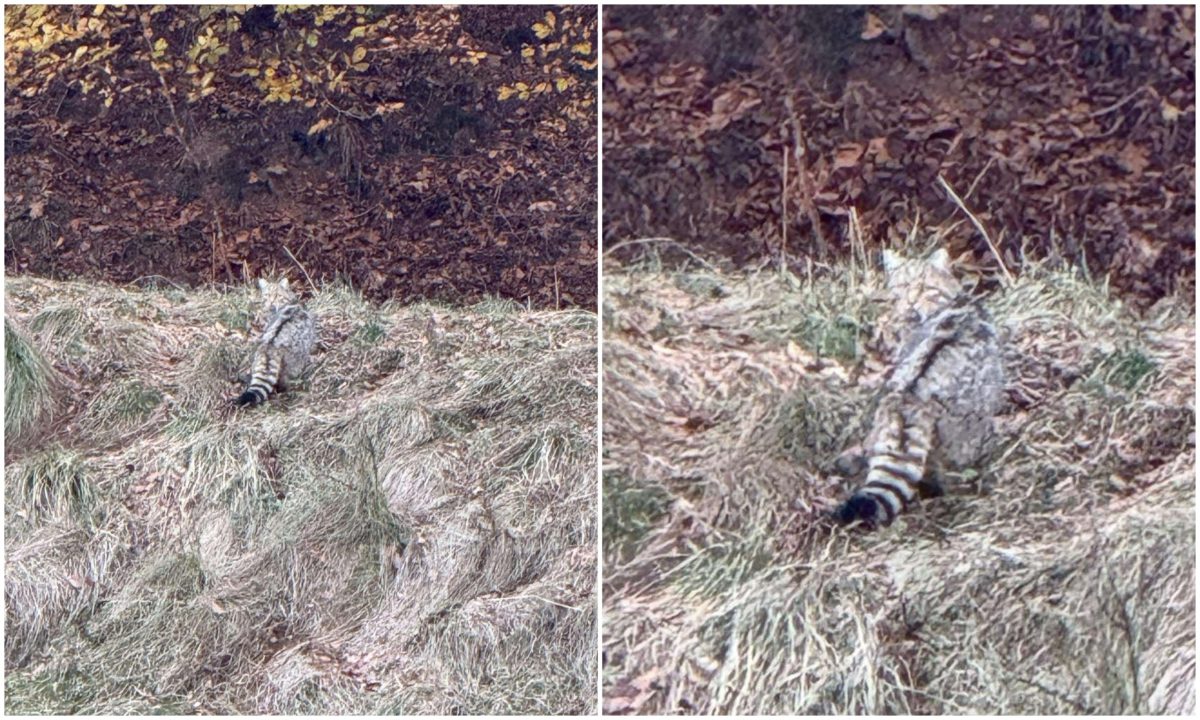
[835,494,882,529]
[234,386,269,407]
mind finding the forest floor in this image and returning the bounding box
[603,5,1193,308]
[6,5,597,310]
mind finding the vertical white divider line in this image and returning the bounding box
[594,3,605,715]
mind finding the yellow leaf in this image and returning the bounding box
[514,82,528,91]
[73,45,89,61]
[521,46,534,58]
[306,31,318,47]
[348,25,366,39]
[200,70,214,88]
[308,117,332,135]
[498,86,515,101]
[532,22,552,39]
[353,62,368,72]
[533,81,550,94]
[93,5,105,15]
[572,41,591,55]
[352,46,366,63]
[544,11,556,29]
[555,77,571,92]
[153,37,167,54]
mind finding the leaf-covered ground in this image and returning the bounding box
[5,276,597,714]
[602,5,1194,307]
[5,4,597,310]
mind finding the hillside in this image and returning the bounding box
[5,5,597,309]
[602,246,1194,714]
[5,275,597,714]
[603,5,1193,308]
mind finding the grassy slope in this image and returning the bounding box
[4,276,597,714]
[602,252,1194,714]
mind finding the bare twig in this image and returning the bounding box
[936,174,1014,286]
[1087,86,1153,119]
[780,142,789,272]
[963,157,996,202]
[783,95,827,259]
[602,237,720,273]
[282,245,316,292]
[140,26,196,169]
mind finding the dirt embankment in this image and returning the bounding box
[6,5,597,310]
[603,5,1194,308]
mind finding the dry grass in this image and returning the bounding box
[4,275,597,715]
[602,246,1194,714]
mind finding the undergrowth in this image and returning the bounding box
[602,242,1194,714]
[4,275,597,714]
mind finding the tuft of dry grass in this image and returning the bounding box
[5,316,65,450]
[4,276,597,715]
[602,246,1194,714]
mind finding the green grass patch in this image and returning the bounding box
[603,470,670,562]
[5,317,61,443]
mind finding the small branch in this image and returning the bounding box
[282,245,316,292]
[601,237,720,273]
[783,94,827,259]
[140,27,196,169]
[963,157,995,202]
[1088,86,1152,119]
[780,142,789,271]
[936,174,1014,286]
[211,213,222,283]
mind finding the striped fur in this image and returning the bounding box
[235,278,317,407]
[835,249,1004,529]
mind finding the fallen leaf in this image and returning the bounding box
[862,12,888,40]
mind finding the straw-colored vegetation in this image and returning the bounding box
[602,243,1194,714]
[5,275,597,714]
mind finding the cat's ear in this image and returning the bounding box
[881,249,901,274]
[280,277,290,290]
[928,248,950,271]
[258,278,268,291]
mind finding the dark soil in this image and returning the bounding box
[6,5,597,310]
[602,5,1194,308]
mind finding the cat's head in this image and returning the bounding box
[867,248,964,358]
[257,277,299,314]
[881,248,962,327]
